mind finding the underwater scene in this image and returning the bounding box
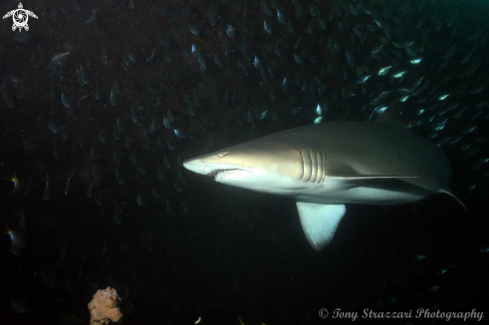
[0,0,488,324]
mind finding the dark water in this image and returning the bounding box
[0,0,488,324]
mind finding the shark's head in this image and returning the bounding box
[183,140,304,194]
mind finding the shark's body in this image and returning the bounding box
[183,109,464,251]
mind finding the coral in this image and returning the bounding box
[88,287,123,325]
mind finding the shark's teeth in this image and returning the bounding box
[207,169,223,179]
[207,169,241,181]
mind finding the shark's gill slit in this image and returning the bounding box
[298,147,305,181]
[302,148,312,182]
[319,151,326,184]
[315,149,322,183]
[316,149,323,184]
[299,148,307,181]
[310,147,318,183]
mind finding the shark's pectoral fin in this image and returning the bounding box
[296,202,346,252]
[439,188,467,211]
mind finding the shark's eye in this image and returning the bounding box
[218,152,228,158]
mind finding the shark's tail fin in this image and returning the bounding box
[439,188,467,211]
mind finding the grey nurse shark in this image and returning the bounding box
[183,108,465,252]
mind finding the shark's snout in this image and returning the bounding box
[183,158,208,175]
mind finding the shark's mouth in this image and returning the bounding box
[207,169,245,181]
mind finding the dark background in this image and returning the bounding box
[0,0,488,324]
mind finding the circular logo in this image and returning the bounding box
[319,308,329,318]
[13,9,28,28]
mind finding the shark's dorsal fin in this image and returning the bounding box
[374,107,407,129]
[296,202,346,252]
